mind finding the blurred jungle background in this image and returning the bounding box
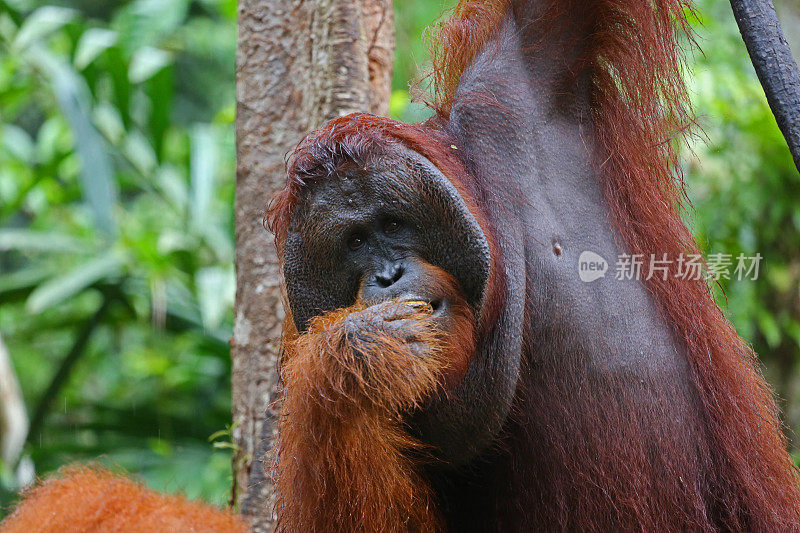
[1,0,799,515]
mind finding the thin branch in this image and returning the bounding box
[730,0,800,172]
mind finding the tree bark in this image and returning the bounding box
[232,1,393,530]
[730,0,800,172]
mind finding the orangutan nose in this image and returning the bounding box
[374,263,404,288]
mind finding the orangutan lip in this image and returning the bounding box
[400,297,445,315]
[374,297,450,323]
[409,297,449,321]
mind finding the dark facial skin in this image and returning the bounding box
[286,152,475,351]
[303,195,457,348]
[325,202,451,321]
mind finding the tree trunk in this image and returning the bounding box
[232,1,394,530]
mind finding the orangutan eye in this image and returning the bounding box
[383,219,401,234]
[347,234,365,251]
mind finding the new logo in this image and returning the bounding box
[578,251,608,283]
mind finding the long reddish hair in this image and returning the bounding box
[274,272,476,532]
[427,0,800,529]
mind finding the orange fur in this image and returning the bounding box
[0,466,247,533]
[274,269,475,533]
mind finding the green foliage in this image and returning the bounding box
[684,1,800,428]
[390,0,456,122]
[0,0,798,519]
[0,0,235,512]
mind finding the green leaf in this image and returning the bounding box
[93,103,125,145]
[13,6,76,50]
[189,124,216,230]
[27,47,119,236]
[74,28,118,70]
[123,130,157,175]
[1,124,34,163]
[128,47,172,83]
[195,266,234,330]
[112,0,188,53]
[197,223,233,263]
[0,265,57,299]
[26,251,124,313]
[156,229,194,254]
[0,13,17,43]
[0,229,83,252]
[389,89,409,118]
[208,428,230,442]
[35,117,70,165]
[757,311,782,349]
[154,164,187,212]
[786,321,800,350]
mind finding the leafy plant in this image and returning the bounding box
[0,0,236,511]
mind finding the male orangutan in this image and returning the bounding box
[267,0,800,531]
[4,0,800,532]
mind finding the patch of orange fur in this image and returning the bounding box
[0,466,248,533]
[274,269,475,533]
